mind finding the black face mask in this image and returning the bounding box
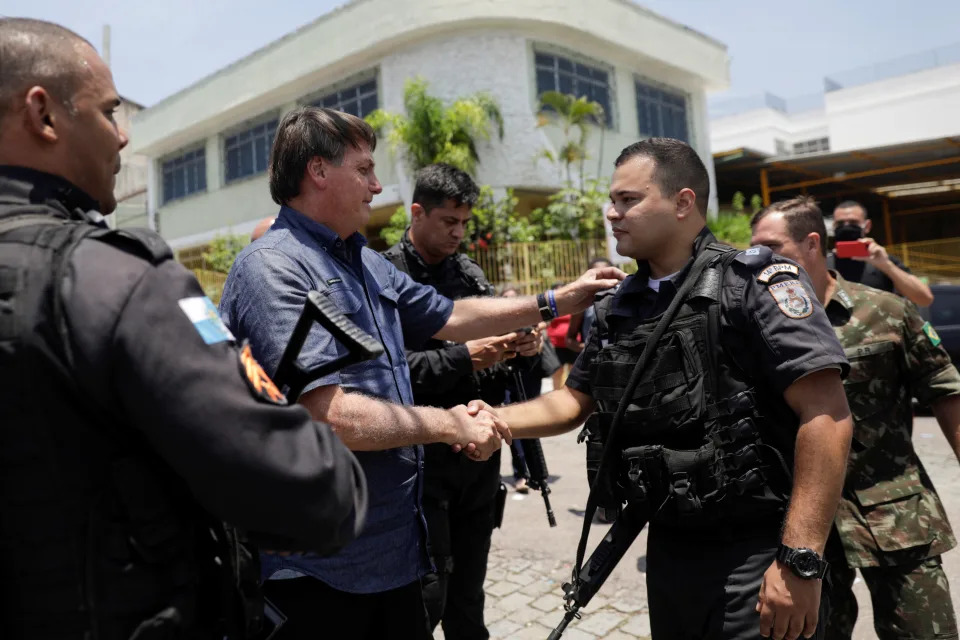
[834,222,864,242]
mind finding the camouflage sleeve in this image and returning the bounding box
[901,301,960,405]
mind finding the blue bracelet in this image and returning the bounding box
[547,289,559,318]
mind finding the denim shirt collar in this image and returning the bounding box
[275,205,367,264]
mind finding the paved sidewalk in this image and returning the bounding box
[433,411,959,639]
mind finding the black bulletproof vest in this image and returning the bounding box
[581,244,794,527]
[0,207,248,639]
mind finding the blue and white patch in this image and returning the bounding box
[735,245,773,268]
[756,263,800,284]
[767,280,813,319]
[178,296,235,345]
[745,248,761,256]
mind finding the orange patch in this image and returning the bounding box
[239,343,287,405]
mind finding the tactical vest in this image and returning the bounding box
[383,239,510,407]
[0,207,256,639]
[581,244,793,527]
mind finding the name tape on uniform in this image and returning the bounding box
[767,279,813,319]
[756,263,800,284]
[178,296,235,345]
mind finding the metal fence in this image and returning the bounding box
[824,42,960,91]
[889,239,960,284]
[467,238,614,295]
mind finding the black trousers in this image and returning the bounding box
[647,521,830,640]
[261,577,432,640]
[421,445,501,640]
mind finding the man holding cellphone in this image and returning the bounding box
[829,200,933,306]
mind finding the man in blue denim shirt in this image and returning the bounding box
[220,107,625,639]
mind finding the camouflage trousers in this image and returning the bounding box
[826,555,958,639]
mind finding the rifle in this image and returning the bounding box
[272,290,384,401]
[507,366,556,528]
[547,503,648,639]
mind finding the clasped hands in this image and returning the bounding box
[447,400,510,461]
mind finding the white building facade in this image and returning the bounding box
[132,0,729,252]
[710,43,960,158]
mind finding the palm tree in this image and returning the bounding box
[535,91,605,188]
[365,77,504,177]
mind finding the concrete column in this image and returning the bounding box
[146,159,158,232]
[205,135,221,193]
[690,88,719,219]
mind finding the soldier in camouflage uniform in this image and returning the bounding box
[752,196,960,640]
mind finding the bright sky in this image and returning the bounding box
[5,0,960,107]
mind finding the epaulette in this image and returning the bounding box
[733,245,774,268]
[89,227,173,264]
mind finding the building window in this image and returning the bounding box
[311,75,379,119]
[224,118,278,184]
[534,51,612,126]
[793,137,830,155]
[161,147,206,204]
[635,80,689,142]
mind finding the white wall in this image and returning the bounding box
[826,62,960,151]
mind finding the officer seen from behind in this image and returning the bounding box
[382,164,543,639]
[751,196,960,640]
[0,18,366,639]
[478,138,855,640]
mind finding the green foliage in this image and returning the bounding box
[202,234,247,273]
[535,91,605,187]
[732,191,746,213]
[365,77,504,176]
[708,213,753,248]
[465,187,541,248]
[378,206,409,246]
[750,194,763,213]
[530,178,609,241]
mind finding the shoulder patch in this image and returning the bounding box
[178,296,235,344]
[734,245,773,268]
[756,263,799,284]
[239,343,287,405]
[922,321,942,347]
[767,279,814,319]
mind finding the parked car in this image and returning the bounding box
[919,284,960,364]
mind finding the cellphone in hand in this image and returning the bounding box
[835,241,870,259]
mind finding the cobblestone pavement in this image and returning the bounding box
[434,410,960,640]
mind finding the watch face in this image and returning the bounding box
[793,549,821,578]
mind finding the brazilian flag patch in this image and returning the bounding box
[922,321,942,347]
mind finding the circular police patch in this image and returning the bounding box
[767,279,813,319]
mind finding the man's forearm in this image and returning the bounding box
[301,387,455,451]
[499,387,594,438]
[932,394,960,463]
[877,260,934,307]
[781,413,853,553]
[439,296,541,343]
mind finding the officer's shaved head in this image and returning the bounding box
[0,18,93,120]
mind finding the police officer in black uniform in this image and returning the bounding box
[0,18,366,639]
[481,139,855,640]
[383,164,542,639]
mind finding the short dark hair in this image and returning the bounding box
[588,256,611,269]
[0,18,92,119]
[751,196,828,256]
[269,106,377,205]
[614,138,710,216]
[411,163,480,213]
[834,200,867,216]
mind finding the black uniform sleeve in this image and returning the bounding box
[565,325,601,395]
[63,239,367,555]
[405,344,473,395]
[727,250,849,394]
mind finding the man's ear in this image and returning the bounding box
[410,202,425,222]
[862,218,873,234]
[675,187,697,220]
[23,86,59,143]
[807,232,821,256]
[305,157,326,189]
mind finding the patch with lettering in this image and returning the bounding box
[922,321,942,347]
[239,343,286,405]
[767,279,813,319]
[326,278,343,285]
[756,263,800,284]
[178,296,235,345]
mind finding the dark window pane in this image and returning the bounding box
[254,137,268,172]
[226,146,240,181]
[557,57,573,72]
[172,169,184,200]
[360,95,378,116]
[239,144,253,177]
[536,69,556,93]
[558,72,573,95]
[359,80,377,95]
[535,52,553,67]
[162,172,174,203]
[197,163,206,191]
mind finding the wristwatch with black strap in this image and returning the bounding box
[537,292,555,322]
[776,544,829,580]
